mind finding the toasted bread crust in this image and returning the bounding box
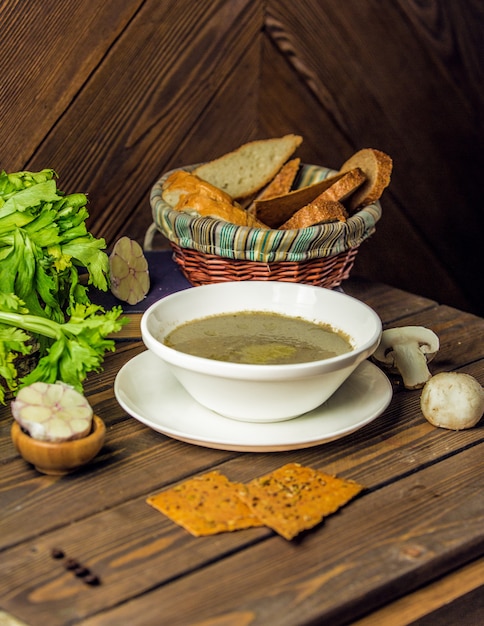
[253,172,349,228]
[317,168,366,203]
[162,170,233,207]
[257,158,301,201]
[175,193,267,228]
[158,142,391,231]
[280,198,348,230]
[254,168,365,229]
[339,148,392,211]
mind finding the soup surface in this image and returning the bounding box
[163,311,353,364]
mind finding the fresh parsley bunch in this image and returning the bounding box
[0,169,126,403]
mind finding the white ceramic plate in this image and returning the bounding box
[114,351,393,452]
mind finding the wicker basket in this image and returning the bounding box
[168,243,360,288]
[149,163,381,289]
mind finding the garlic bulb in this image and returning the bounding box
[11,381,93,442]
[420,372,484,430]
[109,236,150,305]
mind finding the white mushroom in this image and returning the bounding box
[373,326,439,389]
[420,372,484,430]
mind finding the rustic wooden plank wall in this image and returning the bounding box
[260,0,484,315]
[0,0,261,247]
[0,0,482,315]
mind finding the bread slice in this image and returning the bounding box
[256,158,301,201]
[246,158,300,219]
[253,169,365,229]
[339,148,392,212]
[162,170,233,206]
[193,134,303,199]
[315,168,366,203]
[280,198,348,230]
[175,193,267,228]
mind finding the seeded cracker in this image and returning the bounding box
[146,471,263,536]
[237,463,363,540]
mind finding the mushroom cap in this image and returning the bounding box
[421,372,484,429]
[373,326,440,364]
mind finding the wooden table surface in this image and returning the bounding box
[1,273,483,626]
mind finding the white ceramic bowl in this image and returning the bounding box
[140,281,382,422]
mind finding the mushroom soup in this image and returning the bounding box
[163,311,353,365]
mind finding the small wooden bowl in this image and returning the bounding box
[11,415,106,475]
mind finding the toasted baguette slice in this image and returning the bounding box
[339,148,392,211]
[246,158,301,218]
[257,158,301,201]
[315,168,366,203]
[193,134,303,199]
[176,193,268,228]
[280,198,348,230]
[253,169,363,229]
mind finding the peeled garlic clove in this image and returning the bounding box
[11,382,94,442]
[109,236,150,305]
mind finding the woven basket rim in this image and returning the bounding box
[169,242,360,290]
[150,163,381,263]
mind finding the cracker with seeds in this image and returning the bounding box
[237,463,363,540]
[146,471,263,536]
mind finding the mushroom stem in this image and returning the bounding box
[391,343,432,389]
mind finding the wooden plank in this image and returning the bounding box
[345,280,484,373]
[1,284,482,550]
[0,610,29,626]
[26,0,261,247]
[344,278,438,322]
[0,0,142,170]
[1,0,482,320]
[396,0,484,113]
[352,555,484,625]
[258,33,352,174]
[120,40,261,247]
[260,0,483,316]
[1,283,482,624]
[263,0,482,269]
[347,284,484,374]
[1,354,482,618]
[83,444,484,626]
[259,36,476,316]
[383,304,484,374]
[0,406,240,550]
[106,314,143,340]
[2,443,481,625]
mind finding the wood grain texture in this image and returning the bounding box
[0,0,142,167]
[27,0,261,243]
[0,0,482,317]
[0,0,261,252]
[260,0,484,315]
[3,445,480,625]
[352,556,484,625]
[0,279,483,625]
